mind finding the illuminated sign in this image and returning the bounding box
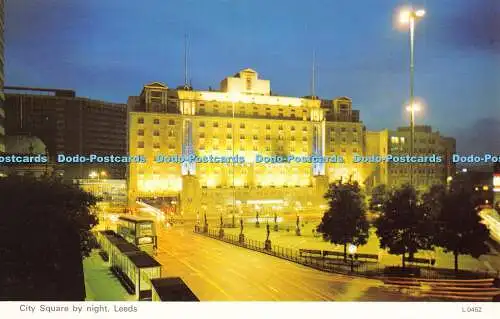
[494,174,500,193]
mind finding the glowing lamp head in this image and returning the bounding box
[406,102,421,112]
[399,10,411,24]
[415,9,426,17]
[348,244,357,255]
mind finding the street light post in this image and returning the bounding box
[348,244,357,272]
[399,8,425,187]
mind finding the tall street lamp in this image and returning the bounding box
[399,7,425,186]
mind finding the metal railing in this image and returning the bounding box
[194,226,500,281]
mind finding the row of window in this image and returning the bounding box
[137,118,176,125]
[391,136,438,144]
[137,129,176,137]
[198,122,310,131]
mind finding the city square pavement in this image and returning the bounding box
[218,216,500,273]
[154,225,435,301]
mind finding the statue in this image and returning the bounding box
[295,214,301,236]
[266,223,270,241]
[240,217,244,234]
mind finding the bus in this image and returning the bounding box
[117,215,157,254]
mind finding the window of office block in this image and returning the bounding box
[227,123,232,128]
[138,129,144,136]
[138,141,144,148]
[200,121,205,127]
[153,130,160,136]
[213,122,219,128]
[153,119,160,125]
[169,119,175,125]
[138,117,144,124]
[153,143,160,149]
[240,123,245,129]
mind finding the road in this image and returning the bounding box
[155,225,426,301]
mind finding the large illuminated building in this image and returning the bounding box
[4,87,127,179]
[127,69,366,216]
[365,126,456,191]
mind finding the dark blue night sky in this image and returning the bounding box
[5,0,500,153]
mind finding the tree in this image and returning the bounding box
[0,175,98,301]
[433,188,490,272]
[369,184,388,212]
[317,179,369,261]
[375,184,433,268]
[421,184,447,220]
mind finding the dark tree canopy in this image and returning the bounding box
[421,184,447,220]
[0,176,98,301]
[369,184,389,212]
[317,179,369,259]
[434,188,490,272]
[375,184,434,267]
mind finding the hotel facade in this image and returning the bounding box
[127,69,455,217]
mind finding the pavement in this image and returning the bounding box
[83,250,135,301]
[155,225,435,301]
[220,217,500,274]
